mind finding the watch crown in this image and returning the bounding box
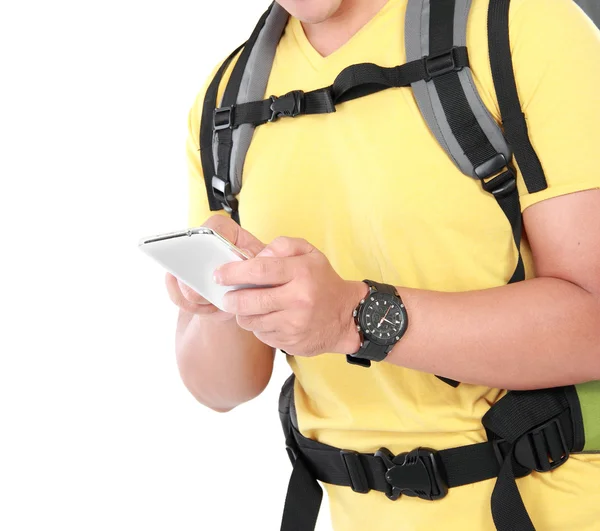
[360,299,365,304]
[353,310,358,317]
[356,325,361,331]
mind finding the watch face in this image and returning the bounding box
[358,292,407,346]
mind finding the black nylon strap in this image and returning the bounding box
[280,457,323,531]
[429,0,497,166]
[482,168,526,284]
[212,5,274,214]
[425,1,525,288]
[281,389,575,531]
[430,0,456,54]
[200,44,245,211]
[488,0,548,193]
[483,388,571,531]
[224,50,469,128]
[290,422,503,493]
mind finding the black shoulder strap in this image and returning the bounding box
[199,4,275,225]
[199,43,245,212]
[488,0,548,194]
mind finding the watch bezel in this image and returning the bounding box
[357,291,408,347]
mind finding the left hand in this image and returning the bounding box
[214,237,368,357]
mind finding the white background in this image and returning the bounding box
[0,1,331,529]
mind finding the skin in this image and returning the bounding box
[171,0,600,410]
[167,214,274,412]
[277,0,391,56]
[216,190,600,390]
[171,0,393,412]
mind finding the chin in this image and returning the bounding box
[276,0,343,24]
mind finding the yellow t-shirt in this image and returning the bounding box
[187,0,600,529]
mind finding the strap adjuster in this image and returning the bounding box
[211,176,238,213]
[514,418,570,472]
[476,154,517,199]
[375,447,448,501]
[269,90,304,122]
[286,445,298,465]
[340,450,370,494]
[424,47,463,81]
[213,106,234,130]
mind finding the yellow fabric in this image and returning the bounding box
[186,0,600,529]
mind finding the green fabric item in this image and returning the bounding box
[576,381,600,451]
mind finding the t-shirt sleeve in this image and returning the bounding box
[508,0,600,210]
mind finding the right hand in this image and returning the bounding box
[165,214,265,318]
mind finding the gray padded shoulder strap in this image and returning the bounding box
[405,0,511,178]
[212,3,289,195]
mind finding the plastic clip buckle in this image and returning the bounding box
[475,154,517,199]
[211,176,238,214]
[375,447,448,501]
[213,106,234,131]
[269,90,304,122]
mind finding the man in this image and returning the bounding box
[166,0,600,529]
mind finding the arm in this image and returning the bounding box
[167,215,275,412]
[173,75,274,411]
[383,189,600,389]
[215,191,600,391]
[175,302,275,412]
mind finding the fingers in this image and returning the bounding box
[257,236,315,258]
[178,279,210,305]
[215,257,293,287]
[222,286,286,316]
[165,273,219,316]
[201,214,265,257]
[236,314,278,334]
[214,237,318,287]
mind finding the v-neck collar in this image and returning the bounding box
[289,0,404,72]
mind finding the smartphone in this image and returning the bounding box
[139,226,257,311]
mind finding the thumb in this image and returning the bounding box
[256,237,315,258]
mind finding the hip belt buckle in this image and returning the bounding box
[375,447,449,501]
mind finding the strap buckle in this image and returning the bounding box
[514,418,570,472]
[340,450,370,494]
[213,106,234,131]
[269,90,304,122]
[286,445,298,465]
[475,154,517,199]
[375,447,448,501]
[424,47,462,81]
[211,176,238,213]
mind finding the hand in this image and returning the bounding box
[214,236,368,356]
[165,214,265,319]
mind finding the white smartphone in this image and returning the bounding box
[139,226,257,311]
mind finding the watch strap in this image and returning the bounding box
[363,279,397,295]
[347,340,391,365]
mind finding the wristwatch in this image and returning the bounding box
[346,280,409,368]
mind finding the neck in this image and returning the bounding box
[301,0,391,57]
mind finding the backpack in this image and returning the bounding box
[197,1,600,529]
[576,0,600,26]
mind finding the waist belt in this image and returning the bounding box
[280,381,581,531]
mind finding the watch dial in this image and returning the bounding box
[359,293,407,345]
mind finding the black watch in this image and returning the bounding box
[346,280,409,368]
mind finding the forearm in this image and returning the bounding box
[176,310,275,411]
[384,277,600,389]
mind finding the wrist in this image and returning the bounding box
[335,280,370,355]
